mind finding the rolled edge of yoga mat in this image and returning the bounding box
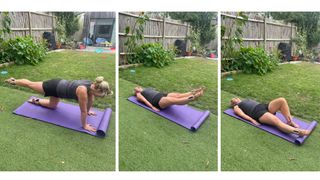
[191,110,210,132]
[96,108,112,137]
[294,120,317,145]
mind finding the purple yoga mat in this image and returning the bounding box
[13,97,112,137]
[128,96,210,131]
[224,108,317,145]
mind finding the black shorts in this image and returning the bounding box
[251,103,275,121]
[152,93,167,109]
[42,79,62,97]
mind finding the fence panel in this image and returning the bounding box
[0,12,55,42]
[222,13,297,55]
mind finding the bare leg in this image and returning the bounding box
[259,112,309,136]
[8,78,45,95]
[268,97,298,128]
[29,96,60,109]
[167,92,193,98]
[159,91,203,108]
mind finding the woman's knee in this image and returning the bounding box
[277,97,286,103]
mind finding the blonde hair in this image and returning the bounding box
[94,76,113,96]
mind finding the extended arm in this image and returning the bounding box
[234,105,260,126]
[87,94,96,116]
[77,86,97,132]
[136,93,160,111]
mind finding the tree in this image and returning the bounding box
[268,12,320,48]
[169,12,217,47]
[55,12,79,38]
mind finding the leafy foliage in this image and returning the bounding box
[124,13,149,64]
[55,12,79,38]
[0,12,11,41]
[135,43,175,68]
[268,12,320,48]
[1,36,47,65]
[169,12,216,47]
[235,47,279,75]
[221,12,248,72]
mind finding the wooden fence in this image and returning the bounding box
[0,12,56,41]
[221,12,297,55]
[119,12,193,65]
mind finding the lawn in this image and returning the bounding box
[221,63,320,171]
[119,58,217,171]
[0,51,115,170]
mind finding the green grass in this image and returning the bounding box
[119,58,217,171]
[120,58,218,114]
[0,51,115,170]
[0,50,115,110]
[221,63,320,171]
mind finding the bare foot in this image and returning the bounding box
[288,120,299,128]
[4,77,16,85]
[27,98,41,105]
[296,129,310,137]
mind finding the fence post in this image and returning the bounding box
[263,16,267,51]
[28,12,32,36]
[185,23,189,52]
[162,16,166,47]
[290,24,294,56]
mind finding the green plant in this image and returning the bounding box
[235,47,279,75]
[124,13,149,64]
[0,12,11,41]
[3,36,48,65]
[55,12,79,39]
[169,12,217,47]
[221,12,248,72]
[135,43,175,68]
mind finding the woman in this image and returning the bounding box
[134,86,204,111]
[5,76,113,132]
[230,97,310,137]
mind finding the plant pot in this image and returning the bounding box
[292,55,299,61]
[186,51,192,56]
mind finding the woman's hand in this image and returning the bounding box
[88,111,97,116]
[152,107,160,112]
[252,120,261,126]
[84,124,97,132]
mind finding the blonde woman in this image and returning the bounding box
[230,97,310,137]
[134,86,204,111]
[5,76,113,132]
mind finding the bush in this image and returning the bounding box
[235,47,279,75]
[2,36,47,65]
[135,43,175,68]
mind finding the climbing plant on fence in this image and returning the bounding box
[221,12,248,72]
[124,13,149,64]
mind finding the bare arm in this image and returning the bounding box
[234,105,260,126]
[77,86,96,132]
[136,93,160,111]
[87,94,96,115]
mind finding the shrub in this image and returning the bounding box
[135,43,175,68]
[3,36,47,65]
[235,47,279,75]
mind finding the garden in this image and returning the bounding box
[0,12,115,170]
[119,12,218,171]
[221,12,320,171]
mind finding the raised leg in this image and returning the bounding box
[268,97,298,128]
[158,96,194,109]
[259,112,309,136]
[167,92,193,98]
[12,79,45,94]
